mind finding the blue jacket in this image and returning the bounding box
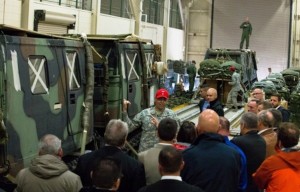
[181,133,240,192]
[224,136,247,192]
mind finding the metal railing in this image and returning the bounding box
[39,0,92,11]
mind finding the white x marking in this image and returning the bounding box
[145,53,154,78]
[66,52,80,89]
[126,52,139,80]
[28,58,48,93]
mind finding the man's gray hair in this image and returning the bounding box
[258,110,274,128]
[38,134,61,156]
[104,119,128,147]
[240,112,258,129]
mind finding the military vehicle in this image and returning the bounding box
[251,80,278,99]
[0,26,165,180]
[281,68,300,92]
[265,73,290,101]
[287,67,300,127]
[198,48,258,104]
[0,25,94,177]
[86,34,160,130]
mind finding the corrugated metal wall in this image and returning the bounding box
[212,0,290,79]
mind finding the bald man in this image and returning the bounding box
[206,88,224,116]
[181,110,240,192]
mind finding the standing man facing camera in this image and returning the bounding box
[240,17,252,49]
[123,88,180,152]
[206,88,224,116]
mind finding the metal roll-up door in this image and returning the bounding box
[38,22,68,34]
[212,0,290,79]
[34,10,76,35]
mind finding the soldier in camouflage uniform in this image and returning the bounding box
[123,89,180,152]
[240,17,252,49]
[227,66,242,110]
[187,61,197,92]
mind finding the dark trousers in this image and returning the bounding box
[240,33,250,49]
[188,76,195,92]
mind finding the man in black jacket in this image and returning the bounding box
[270,93,290,122]
[231,112,266,192]
[75,119,146,192]
[138,146,204,192]
[207,88,224,116]
[80,157,122,192]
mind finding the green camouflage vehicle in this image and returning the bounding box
[199,48,258,104]
[251,80,278,99]
[0,25,94,176]
[0,26,163,178]
[85,34,161,152]
[287,68,300,127]
[281,68,300,91]
[288,81,300,127]
[85,34,160,133]
[265,73,290,101]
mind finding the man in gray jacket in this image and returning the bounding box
[14,134,82,192]
[226,66,242,111]
[138,117,178,185]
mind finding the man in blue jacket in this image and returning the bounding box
[218,116,247,192]
[181,109,241,192]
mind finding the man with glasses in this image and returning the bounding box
[251,88,265,102]
[123,88,180,152]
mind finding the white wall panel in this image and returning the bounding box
[1,0,22,27]
[167,28,184,60]
[76,11,93,34]
[140,22,164,45]
[212,0,290,80]
[98,14,134,35]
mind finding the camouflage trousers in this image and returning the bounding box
[227,89,239,109]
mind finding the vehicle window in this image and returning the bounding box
[28,55,48,94]
[66,51,81,90]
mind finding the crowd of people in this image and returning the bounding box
[12,88,300,192]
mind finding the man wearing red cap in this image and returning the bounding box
[123,88,179,152]
[226,66,242,111]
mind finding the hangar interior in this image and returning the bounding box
[0,0,300,79]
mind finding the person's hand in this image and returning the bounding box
[150,115,159,128]
[123,99,131,112]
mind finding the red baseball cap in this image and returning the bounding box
[155,88,169,99]
[229,66,236,72]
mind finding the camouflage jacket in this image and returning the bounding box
[123,107,180,152]
[228,71,242,91]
